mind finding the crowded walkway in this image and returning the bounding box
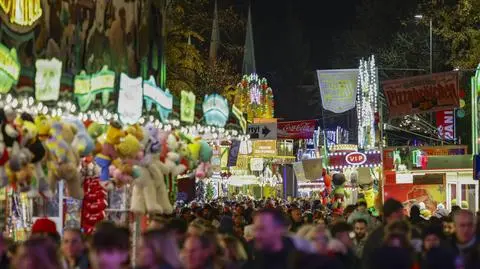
[2,198,479,269]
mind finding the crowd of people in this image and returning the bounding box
[1,197,480,269]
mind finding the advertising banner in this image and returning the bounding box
[277,120,317,139]
[436,110,455,141]
[316,69,358,113]
[383,72,459,118]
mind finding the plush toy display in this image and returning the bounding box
[331,173,349,214]
[95,121,125,181]
[109,134,142,186]
[0,107,21,153]
[130,124,173,214]
[195,140,213,179]
[65,118,95,157]
[45,121,83,199]
[19,120,49,195]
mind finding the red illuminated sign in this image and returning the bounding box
[345,152,367,165]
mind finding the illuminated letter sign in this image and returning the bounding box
[143,75,172,122]
[74,66,115,112]
[0,43,19,93]
[181,91,196,123]
[345,152,367,166]
[35,58,62,101]
[203,94,229,127]
[118,73,143,124]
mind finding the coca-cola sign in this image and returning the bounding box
[277,120,317,139]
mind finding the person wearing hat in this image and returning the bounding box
[361,198,404,269]
[30,218,61,246]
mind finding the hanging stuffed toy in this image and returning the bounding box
[195,140,213,179]
[45,121,83,199]
[64,117,95,157]
[94,121,125,181]
[18,118,49,196]
[109,134,142,187]
[0,107,21,153]
[331,173,349,214]
[130,124,173,214]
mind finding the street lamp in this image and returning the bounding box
[415,14,433,74]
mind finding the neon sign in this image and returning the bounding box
[35,58,62,101]
[143,75,172,122]
[203,94,229,127]
[345,152,367,165]
[0,43,19,93]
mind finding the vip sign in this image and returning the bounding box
[345,152,367,166]
[436,110,455,141]
[35,58,62,101]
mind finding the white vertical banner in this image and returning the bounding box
[118,73,143,125]
[316,69,358,113]
[35,58,63,101]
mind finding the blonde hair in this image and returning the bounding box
[141,229,182,269]
[221,235,247,262]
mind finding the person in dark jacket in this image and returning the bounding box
[362,198,404,269]
[61,228,90,269]
[450,210,479,269]
[330,221,359,269]
[244,208,340,269]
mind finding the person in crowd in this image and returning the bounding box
[422,224,444,252]
[307,225,330,256]
[167,218,188,247]
[0,234,10,268]
[244,208,338,269]
[418,224,456,269]
[450,209,478,268]
[182,233,225,269]
[347,201,371,228]
[181,207,194,223]
[61,228,89,269]
[220,235,248,269]
[352,218,368,258]
[89,222,130,269]
[30,217,61,246]
[343,205,357,223]
[289,207,303,233]
[362,198,404,269]
[409,205,425,228]
[369,220,415,269]
[441,216,455,237]
[434,204,449,219]
[13,236,62,269]
[136,228,182,269]
[329,221,358,269]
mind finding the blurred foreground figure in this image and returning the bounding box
[13,236,62,269]
[244,208,340,269]
[90,222,130,269]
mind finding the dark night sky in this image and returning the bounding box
[252,0,360,70]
